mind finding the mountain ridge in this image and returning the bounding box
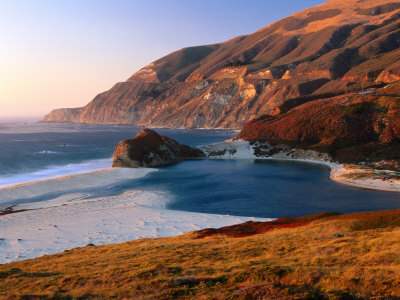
[43,0,400,129]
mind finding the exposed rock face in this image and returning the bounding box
[238,82,400,163]
[377,60,400,83]
[43,0,400,129]
[43,107,83,123]
[112,129,205,168]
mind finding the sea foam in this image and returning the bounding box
[0,158,113,189]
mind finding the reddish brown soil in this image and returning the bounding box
[195,209,400,238]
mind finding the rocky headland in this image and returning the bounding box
[112,128,204,168]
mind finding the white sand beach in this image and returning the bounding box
[0,167,269,264]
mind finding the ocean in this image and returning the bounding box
[0,121,399,218]
[0,122,235,187]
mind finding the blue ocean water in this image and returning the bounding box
[0,122,235,187]
[0,121,399,218]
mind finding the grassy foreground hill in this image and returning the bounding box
[2,210,400,299]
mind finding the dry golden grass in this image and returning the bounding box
[1,211,400,299]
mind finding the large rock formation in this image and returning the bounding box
[112,128,205,168]
[43,0,400,129]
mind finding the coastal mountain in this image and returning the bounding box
[43,0,400,129]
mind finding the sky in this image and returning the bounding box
[0,0,326,119]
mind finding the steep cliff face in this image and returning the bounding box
[43,0,400,128]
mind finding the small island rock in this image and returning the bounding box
[112,128,205,168]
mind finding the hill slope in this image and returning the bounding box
[2,210,400,298]
[43,0,400,129]
[238,82,400,162]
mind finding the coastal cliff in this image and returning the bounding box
[43,0,400,129]
[238,82,400,163]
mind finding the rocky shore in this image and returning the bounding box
[112,128,205,168]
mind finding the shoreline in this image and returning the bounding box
[0,166,269,264]
[1,139,398,205]
[1,139,399,263]
[200,140,400,193]
[1,139,398,208]
[0,167,157,207]
[0,188,269,264]
[0,157,113,189]
[0,167,111,192]
[39,121,240,131]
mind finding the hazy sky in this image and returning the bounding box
[0,0,326,118]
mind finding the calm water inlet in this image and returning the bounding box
[0,122,399,218]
